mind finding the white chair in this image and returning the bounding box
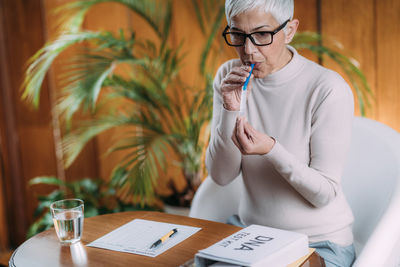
[189,117,400,267]
[342,117,400,267]
[189,173,243,223]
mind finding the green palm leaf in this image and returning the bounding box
[22,31,105,107]
[199,5,225,75]
[191,0,226,75]
[29,176,66,187]
[62,116,132,167]
[110,131,169,204]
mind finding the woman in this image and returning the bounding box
[205,0,356,266]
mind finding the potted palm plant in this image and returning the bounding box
[24,0,221,209]
[23,0,371,215]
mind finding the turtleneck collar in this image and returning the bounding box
[256,45,305,87]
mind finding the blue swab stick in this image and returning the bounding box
[239,63,255,116]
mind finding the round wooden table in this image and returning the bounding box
[9,211,325,267]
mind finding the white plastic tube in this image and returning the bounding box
[239,63,255,117]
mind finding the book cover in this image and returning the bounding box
[195,224,309,267]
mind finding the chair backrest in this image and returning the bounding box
[190,117,400,267]
[189,173,243,223]
[342,117,400,267]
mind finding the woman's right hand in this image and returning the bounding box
[221,65,253,111]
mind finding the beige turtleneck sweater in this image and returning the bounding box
[206,46,354,246]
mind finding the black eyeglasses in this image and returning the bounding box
[222,19,290,47]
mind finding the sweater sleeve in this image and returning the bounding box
[205,61,243,185]
[263,74,354,208]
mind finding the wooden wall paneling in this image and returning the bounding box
[295,0,318,32]
[12,0,60,244]
[294,0,319,62]
[0,107,9,250]
[320,0,377,119]
[0,0,47,246]
[376,0,400,131]
[43,0,100,183]
[0,1,13,250]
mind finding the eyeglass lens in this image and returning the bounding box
[225,32,272,46]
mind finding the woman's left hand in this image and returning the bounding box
[232,116,275,155]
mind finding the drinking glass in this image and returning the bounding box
[50,199,84,244]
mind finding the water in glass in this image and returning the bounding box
[53,209,83,243]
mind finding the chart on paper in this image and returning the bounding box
[87,219,202,257]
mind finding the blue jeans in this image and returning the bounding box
[227,215,356,267]
[310,241,356,267]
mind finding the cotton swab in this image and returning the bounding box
[239,63,255,116]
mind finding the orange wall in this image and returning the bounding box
[321,0,400,127]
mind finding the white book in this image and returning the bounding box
[195,225,309,267]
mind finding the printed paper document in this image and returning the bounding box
[87,219,201,257]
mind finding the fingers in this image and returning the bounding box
[231,129,245,154]
[243,119,256,138]
[222,65,253,111]
[232,117,246,154]
[221,66,252,92]
[236,116,247,145]
[232,116,251,155]
[243,127,254,143]
[232,116,275,155]
[232,117,260,154]
[232,116,244,154]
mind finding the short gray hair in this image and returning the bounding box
[225,0,294,26]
